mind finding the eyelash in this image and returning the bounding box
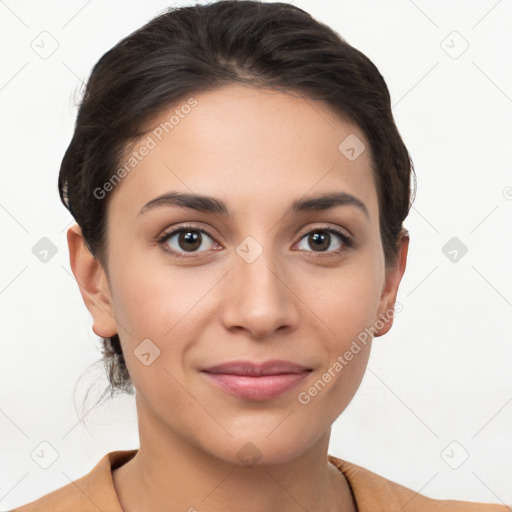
[157,223,353,259]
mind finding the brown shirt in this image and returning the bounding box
[8,449,511,511]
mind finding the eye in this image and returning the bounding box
[157,224,353,259]
[157,224,221,257]
[295,227,352,255]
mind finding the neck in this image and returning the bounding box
[112,396,356,512]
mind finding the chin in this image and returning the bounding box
[203,430,320,468]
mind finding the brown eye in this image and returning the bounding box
[177,230,202,252]
[158,226,219,256]
[308,232,331,251]
[296,228,352,254]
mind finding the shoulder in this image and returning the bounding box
[328,454,511,512]
[7,450,137,512]
[7,472,100,512]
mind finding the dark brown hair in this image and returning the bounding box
[59,0,416,409]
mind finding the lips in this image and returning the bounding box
[201,359,312,376]
[201,360,312,400]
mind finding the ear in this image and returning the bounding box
[67,223,117,338]
[374,228,409,338]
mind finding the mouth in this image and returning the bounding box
[200,360,312,401]
[202,359,312,376]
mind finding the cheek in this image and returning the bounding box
[295,253,382,404]
[295,283,375,426]
[108,248,196,337]
[106,262,197,399]
[302,258,383,342]
[106,250,222,368]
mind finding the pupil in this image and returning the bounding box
[310,232,330,251]
[179,231,201,251]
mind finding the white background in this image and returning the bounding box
[1,0,511,509]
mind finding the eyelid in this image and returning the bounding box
[157,222,353,258]
[295,223,352,242]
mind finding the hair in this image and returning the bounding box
[58,0,416,414]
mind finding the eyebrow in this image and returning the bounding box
[139,191,369,218]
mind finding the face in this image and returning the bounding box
[70,84,407,466]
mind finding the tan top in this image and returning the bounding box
[8,449,511,511]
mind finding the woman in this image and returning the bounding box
[10,1,510,510]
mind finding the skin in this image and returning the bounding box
[68,83,409,511]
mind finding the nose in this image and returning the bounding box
[219,243,300,340]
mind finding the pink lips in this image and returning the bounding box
[201,360,312,401]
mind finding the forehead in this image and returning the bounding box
[107,84,378,221]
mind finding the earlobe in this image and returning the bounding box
[67,223,118,338]
[374,228,409,338]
